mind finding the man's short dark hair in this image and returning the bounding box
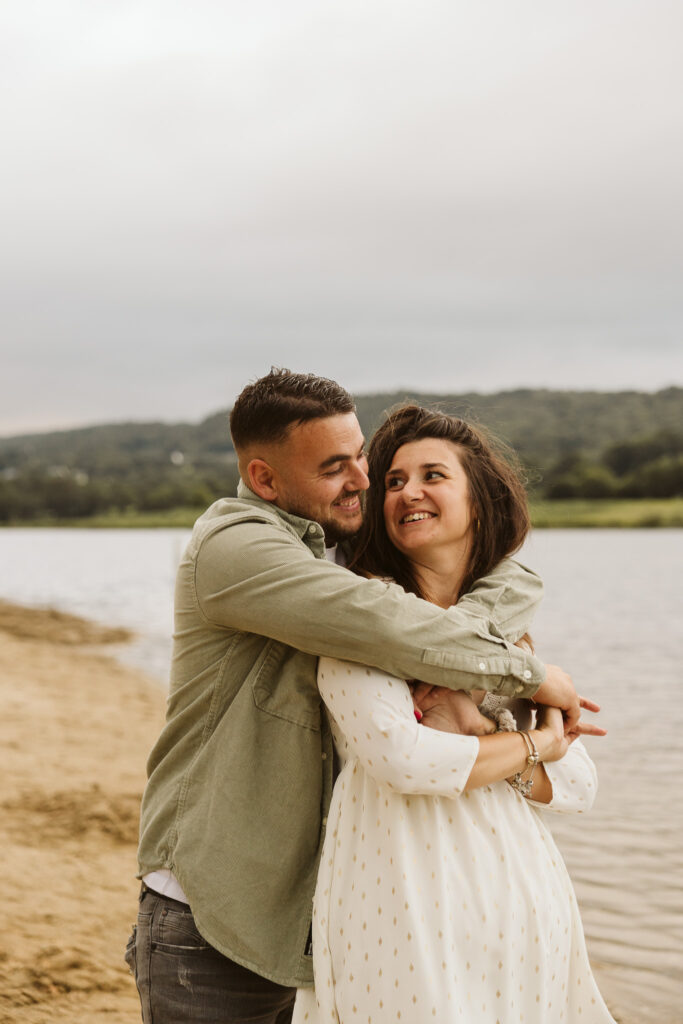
[230,367,355,450]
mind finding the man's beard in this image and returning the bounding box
[286,491,364,547]
[318,515,362,547]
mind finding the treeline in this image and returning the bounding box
[541,430,683,498]
[0,388,681,522]
[0,413,237,521]
[0,465,242,522]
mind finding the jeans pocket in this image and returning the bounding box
[124,927,137,975]
[154,907,214,956]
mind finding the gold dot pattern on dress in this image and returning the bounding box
[291,658,613,1024]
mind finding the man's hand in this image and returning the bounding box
[533,666,603,736]
[413,686,496,736]
[535,702,607,760]
[533,665,581,733]
[565,698,607,742]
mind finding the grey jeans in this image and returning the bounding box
[125,888,296,1024]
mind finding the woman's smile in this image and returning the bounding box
[384,438,473,559]
[399,510,436,524]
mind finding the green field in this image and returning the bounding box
[528,497,683,528]
[3,507,208,528]
[3,498,683,529]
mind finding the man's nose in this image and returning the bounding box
[348,458,370,491]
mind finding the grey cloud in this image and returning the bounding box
[1,1,681,433]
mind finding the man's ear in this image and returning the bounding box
[246,458,279,502]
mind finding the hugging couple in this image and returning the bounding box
[126,368,614,1023]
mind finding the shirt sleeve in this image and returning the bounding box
[457,558,542,642]
[527,739,598,814]
[318,657,479,797]
[194,520,545,696]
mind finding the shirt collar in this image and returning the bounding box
[236,479,325,544]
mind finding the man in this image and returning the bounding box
[127,369,578,1024]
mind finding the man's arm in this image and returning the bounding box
[457,564,581,728]
[194,521,545,698]
[457,558,541,642]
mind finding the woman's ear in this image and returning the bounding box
[246,458,279,502]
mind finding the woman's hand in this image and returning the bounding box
[413,686,496,736]
[533,705,570,763]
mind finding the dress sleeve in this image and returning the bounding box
[527,739,598,814]
[318,656,479,797]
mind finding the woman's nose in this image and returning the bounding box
[401,478,424,501]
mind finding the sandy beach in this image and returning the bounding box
[0,598,663,1024]
[0,602,165,1023]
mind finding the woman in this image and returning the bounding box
[293,406,614,1024]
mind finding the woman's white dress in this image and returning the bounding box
[293,658,614,1024]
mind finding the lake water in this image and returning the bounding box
[1,527,681,1021]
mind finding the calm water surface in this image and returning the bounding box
[1,528,681,1021]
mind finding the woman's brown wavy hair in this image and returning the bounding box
[351,405,531,600]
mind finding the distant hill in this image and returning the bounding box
[2,387,681,470]
[0,387,681,520]
[0,415,233,474]
[354,387,682,472]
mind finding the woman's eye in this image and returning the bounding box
[425,470,445,481]
[385,477,403,490]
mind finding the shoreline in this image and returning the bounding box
[1,496,682,530]
[0,600,655,1023]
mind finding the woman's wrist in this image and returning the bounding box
[507,730,540,796]
[528,728,553,762]
[530,725,565,763]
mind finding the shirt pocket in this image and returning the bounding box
[250,640,321,732]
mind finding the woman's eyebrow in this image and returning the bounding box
[387,462,448,476]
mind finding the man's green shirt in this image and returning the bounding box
[137,484,545,986]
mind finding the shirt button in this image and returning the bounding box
[523,670,532,680]
[321,817,327,827]
[321,752,327,760]
[515,684,524,694]
[478,661,486,671]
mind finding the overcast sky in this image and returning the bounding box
[1,0,682,435]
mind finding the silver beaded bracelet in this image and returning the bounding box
[508,730,540,797]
